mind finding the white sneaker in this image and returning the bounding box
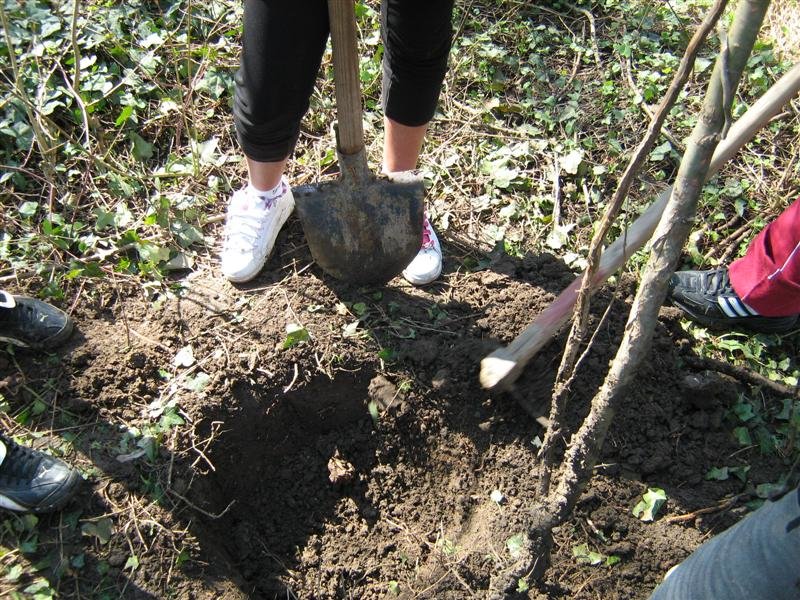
[220,179,294,282]
[402,214,442,286]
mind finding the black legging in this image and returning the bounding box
[233,0,454,163]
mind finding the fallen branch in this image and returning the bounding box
[684,355,800,397]
[664,493,745,524]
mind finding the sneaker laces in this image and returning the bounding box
[703,269,735,296]
[223,190,279,253]
[421,217,434,250]
[0,437,42,485]
[12,303,47,339]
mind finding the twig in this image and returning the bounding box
[563,1,601,65]
[664,493,744,523]
[169,490,235,520]
[283,363,299,393]
[129,327,173,353]
[718,225,753,264]
[703,220,749,261]
[684,355,800,397]
[552,157,562,229]
[0,164,51,185]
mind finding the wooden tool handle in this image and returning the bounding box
[328,0,364,155]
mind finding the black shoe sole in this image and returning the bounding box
[672,299,799,334]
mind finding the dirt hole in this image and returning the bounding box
[196,369,377,591]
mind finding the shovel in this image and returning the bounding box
[293,0,424,285]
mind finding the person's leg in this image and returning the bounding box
[222,0,329,282]
[729,197,800,316]
[381,0,454,285]
[234,0,329,168]
[648,485,800,600]
[383,120,428,173]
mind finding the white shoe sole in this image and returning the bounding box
[402,262,443,286]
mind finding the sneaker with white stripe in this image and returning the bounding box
[668,268,798,334]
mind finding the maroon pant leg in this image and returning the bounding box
[729,198,800,317]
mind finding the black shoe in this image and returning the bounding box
[0,435,81,513]
[668,268,799,334]
[0,290,74,349]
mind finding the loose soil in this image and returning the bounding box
[2,222,791,599]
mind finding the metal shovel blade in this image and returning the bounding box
[294,149,424,285]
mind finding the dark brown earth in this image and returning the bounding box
[1,219,791,599]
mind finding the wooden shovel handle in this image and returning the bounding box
[328,0,364,155]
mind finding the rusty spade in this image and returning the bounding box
[293,0,425,285]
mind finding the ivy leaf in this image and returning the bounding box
[729,465,750,483]
[367,400,379,425]
[342,320,360,338]
[173,346,195,367]
[546,223,575,250]
[115,105,134,127]
[560,149,584,175]
[756,482,786,499]
[505,533,526,559]
[183,372,210,393]
[196,137,221,166]
[733,426,752,446]
[81,518,113,544]
[4,564,23,582]
[283,324,310,348]
[130,132,154,161]
[159,409,184,430]
[378,348,396,362]
[632,487,667,522]
[733,400,755,422]
[136,242,170,264]
[572,543,604,565]
[18,201,39,218]
[705,466,729,481]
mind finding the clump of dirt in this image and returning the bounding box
[2,239,790,599]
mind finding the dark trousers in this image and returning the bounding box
[234,0,454,163]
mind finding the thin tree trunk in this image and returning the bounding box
[490,1,772,595]
[537,0,729,495]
